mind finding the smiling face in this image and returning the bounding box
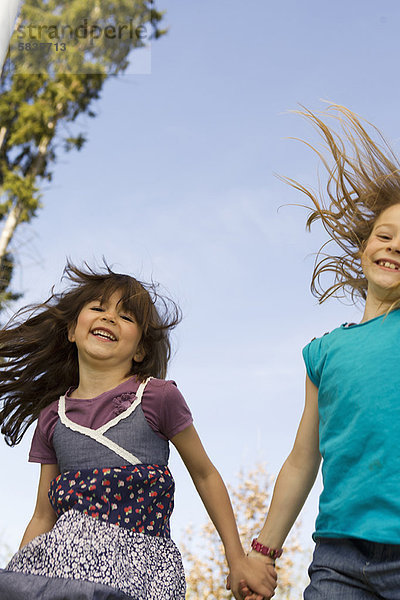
[68,290,144,375]
[362,203,400,306]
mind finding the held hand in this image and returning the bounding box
[239,579,272,600]
[226,577,267,600]
[226,554,277,600]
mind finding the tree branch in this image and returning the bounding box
[0,126,7,151]
[0,201,22,260]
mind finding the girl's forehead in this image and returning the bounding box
[87,290,127,305]
[374,203,400,228]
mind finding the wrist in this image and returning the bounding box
[225,546,246,570]
[247,549,275,565]
[251,538,283,560]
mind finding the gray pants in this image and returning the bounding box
[304,538,400,599]
[0,570,132,599]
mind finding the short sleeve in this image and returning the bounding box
[142,379,193,441]
[302,337,324,387]
[160,381,193,439]
[29,402,59,464]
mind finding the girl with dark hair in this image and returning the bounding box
[0,262,276,600]
[237,105,400,599]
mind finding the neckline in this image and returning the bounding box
[66,375,139,402]
[59,377,151,435]
[341,309,399,329]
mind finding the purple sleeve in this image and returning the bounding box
[142,379,193,441]
[29,402,59,464]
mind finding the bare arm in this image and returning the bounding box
[172,425,276,600]
[19,463,60,549]
[240,375,321,600]
[255,375,321,550]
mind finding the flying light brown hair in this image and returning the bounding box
[0,262,181,446]
[285,104,400,303]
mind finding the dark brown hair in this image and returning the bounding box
[283,104,400,303]
[0,261,181,446]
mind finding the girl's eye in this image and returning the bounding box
[90,306,104,312]
[121,315,135,323]
[377,234,391,240]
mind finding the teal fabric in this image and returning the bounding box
[303,309,400,544]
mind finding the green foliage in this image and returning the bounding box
[0,253,22,305]
[0,0,165,311]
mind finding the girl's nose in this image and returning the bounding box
[388,239,400,254]
[101,311,116,323]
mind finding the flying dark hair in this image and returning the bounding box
[0,261,181,446]
[282,104,400,303]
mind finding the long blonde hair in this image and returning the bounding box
[284,104,400,303]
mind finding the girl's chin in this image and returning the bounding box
[370,286,400,303]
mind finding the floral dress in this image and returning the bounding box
[0,378,187,599]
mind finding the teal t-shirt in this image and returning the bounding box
[303,309,400,544]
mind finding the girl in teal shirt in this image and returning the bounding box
[237,105,400,599]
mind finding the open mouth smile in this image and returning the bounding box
[91,328,117,342]
[375,259,400,271]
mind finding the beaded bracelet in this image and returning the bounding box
[251,538,283,559]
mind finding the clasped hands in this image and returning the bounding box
[226,552,278,600]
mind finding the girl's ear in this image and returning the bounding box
[357,240,369,264]
[68,324,76,343]
[133,347,145,363]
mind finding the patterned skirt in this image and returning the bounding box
[1,509,186,600]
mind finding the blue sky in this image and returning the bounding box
[1,0,400,571]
